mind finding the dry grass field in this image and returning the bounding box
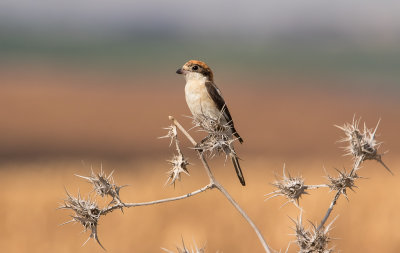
[1,158,400,252]
[0,67,399,252]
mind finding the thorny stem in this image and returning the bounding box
[306,184,329,190]
[169,116,272,253]
[103,183,213,215]
[214,179,272,253]
[169,116,197,146]
[317,191,341,231]
[199,151,217,184]
[350,155,364,177]
[317,155,363,230]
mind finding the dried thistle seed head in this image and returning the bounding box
[162,238,205,253]
[192,108,231,134]
[200,133,236,157]
[291,212,335,253]
[159,125,178,146]
[326,169,360,199]
[166,153,190,186]
[192,114,237,158]
[75,167,125,205]
[162,122,190,186]
[266,166,308,207]
[336,117,393,174]
[60,190,105,250]
[192,114,232,139]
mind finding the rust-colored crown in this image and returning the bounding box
[183,60,214,81]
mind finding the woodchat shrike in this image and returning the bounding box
[176,60,245,186]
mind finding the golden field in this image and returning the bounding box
[0,67,400,252]
[1,158,400,253]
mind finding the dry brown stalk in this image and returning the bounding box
[60,115,272,253]
[265,117,392,252]
[60,115,391,253]
[169,116,272,253]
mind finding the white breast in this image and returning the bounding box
[184,79,223,122]
[185,79,205,116]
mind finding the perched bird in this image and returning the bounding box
[176,60,245,186]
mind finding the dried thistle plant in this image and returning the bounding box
[265,165,326,208]
[60,115,391,253]
[75,166,126,206]
[267,117,392,252]
[59,190,105,249]
[60,166,129,249]
[290,212,336,253]
[166,153,190,186]
[161,125,190,186]
[160,125,179,147]
[336,117,392,174]
[192,112,238,160]
[326,168,361,200]
[162,238,206,253]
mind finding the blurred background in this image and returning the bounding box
[0,0,399,252]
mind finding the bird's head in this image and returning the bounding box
[176,60,214,82]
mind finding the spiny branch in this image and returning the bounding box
[317,191,342,231]
[264,117,391,252]
[61,115,272,252]
[169,116,272,253]
[317,154,363,230]
[102,183,213,215]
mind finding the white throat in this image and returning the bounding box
[185,72,207,82]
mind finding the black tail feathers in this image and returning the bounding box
[231,155,245,186]
[233,131,244,144]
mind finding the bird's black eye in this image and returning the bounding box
[192,65,199,71]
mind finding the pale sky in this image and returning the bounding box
[0,0,399,41]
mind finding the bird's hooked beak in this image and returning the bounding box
[176,68,184,75]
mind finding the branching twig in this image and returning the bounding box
[263,117,391,252]
[317,191,342,231]
[61,115,272,252]
[317,117,390,231]
[102,183,213,215]
[61,115,391,253]
[265,165,329,208]
[169,116,197,146]
[169,116,272,253]
[317,155,363,230]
